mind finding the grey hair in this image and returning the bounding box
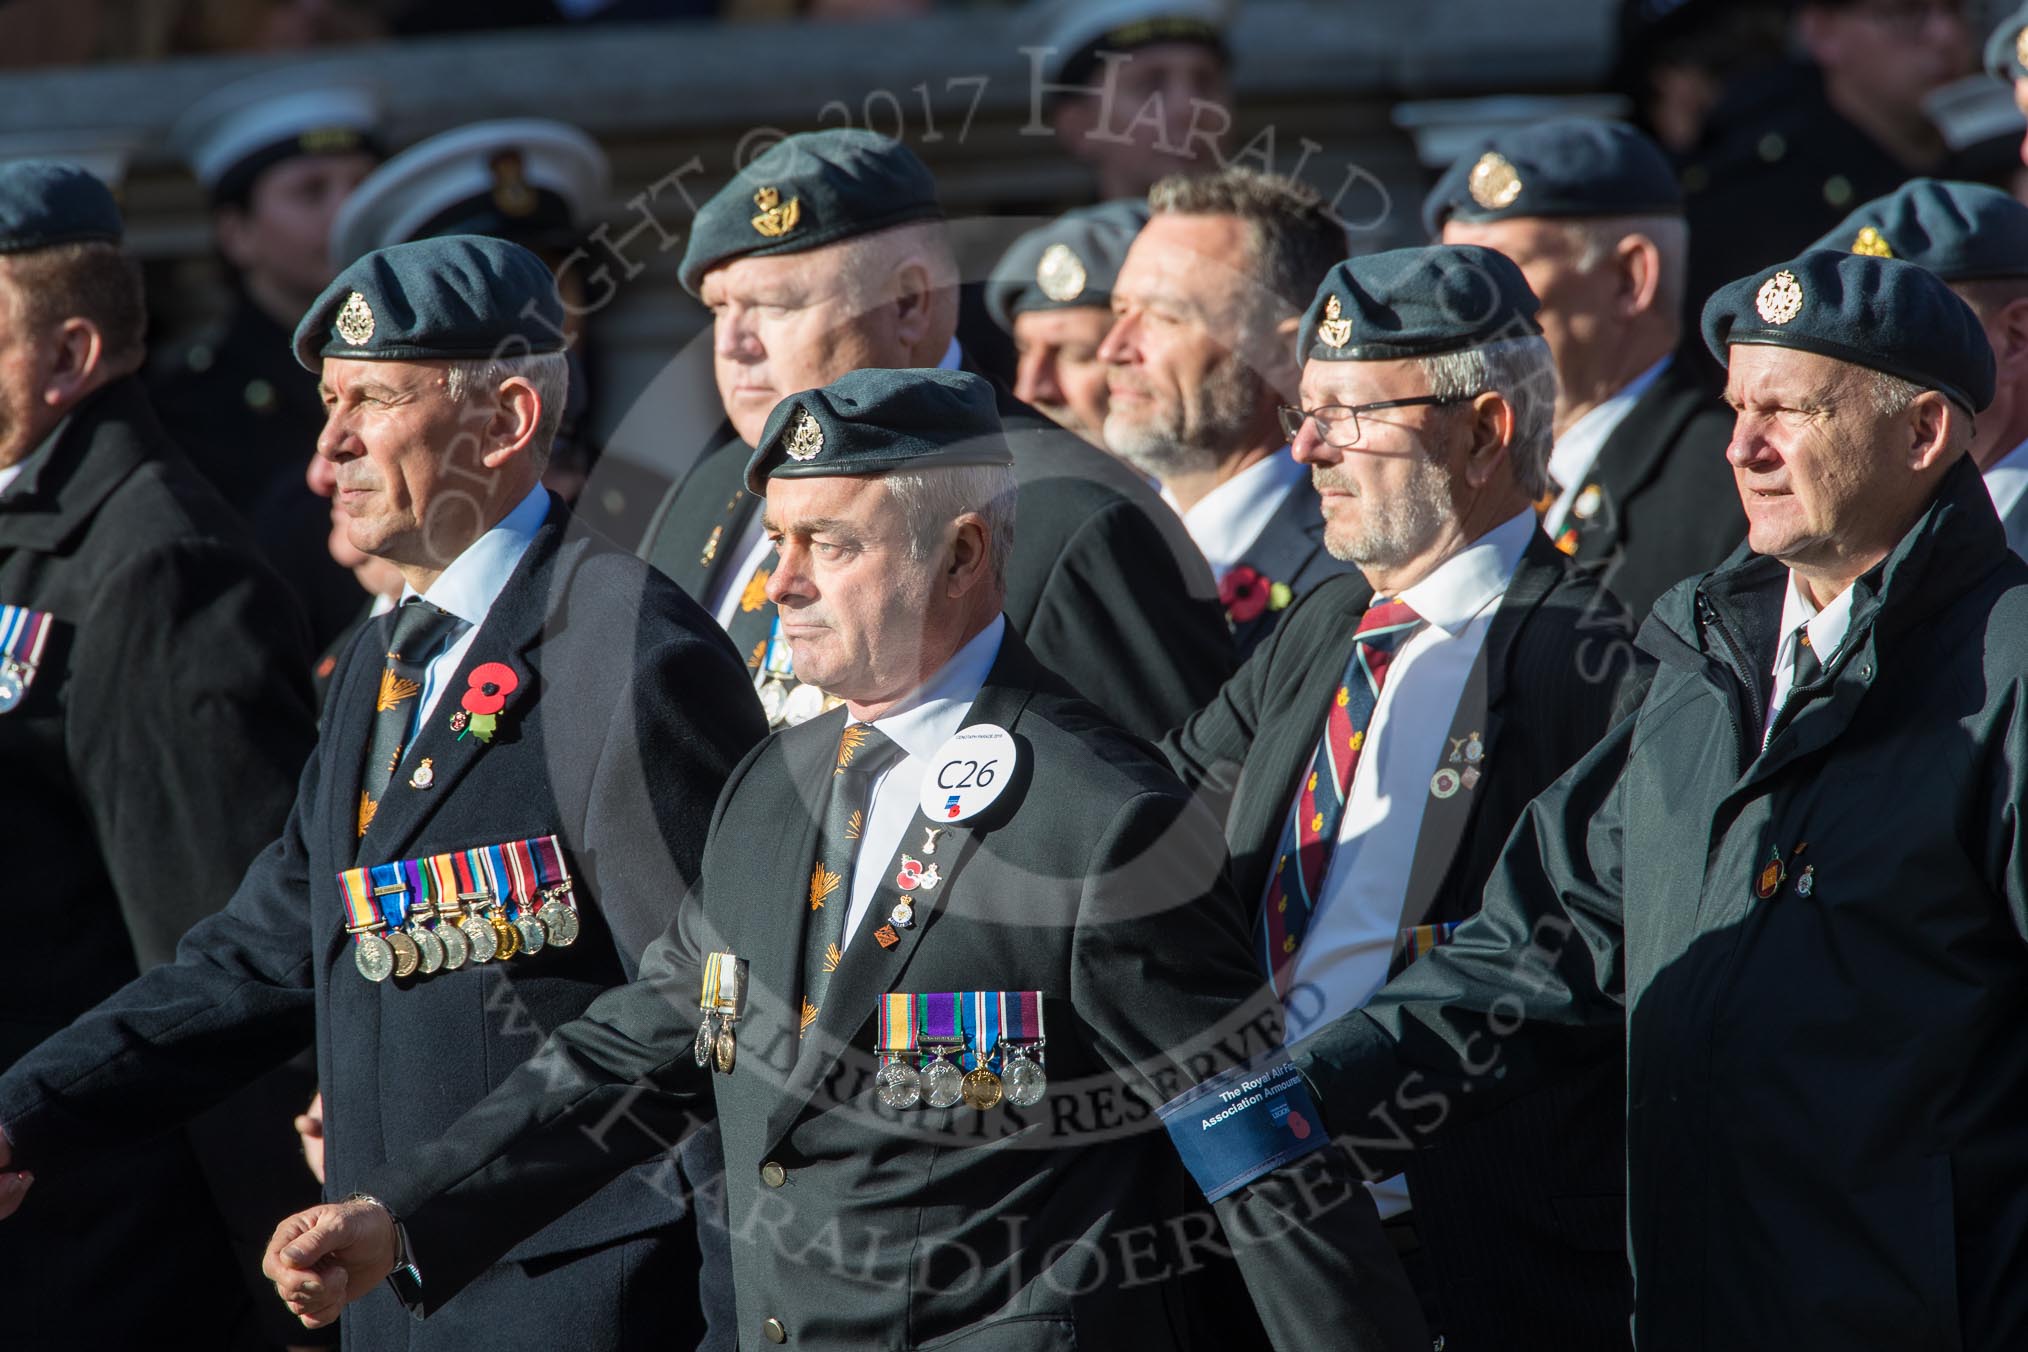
[1560,214,1690,322]
[1865,369,1926,419]
[882,463,1018,593]
[442,350,571,468]
[1413,335,1559,501]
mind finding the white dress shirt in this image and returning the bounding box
[1764,570,1856,746]
[399,484,548,729]
[1163,447,1307,582]
[1984,437,2028,529]
[1542,356,1670,537]
[839,616,1006,949]
[709,339,967,632]
[0,462,22,499]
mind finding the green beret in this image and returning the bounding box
[678,131,944,296]
[1701,249,1996,414]
[1811,178,2028,282]
[1422,118,1681,236]
[0,160,123,253]
[744,368,1010,496]
[986,199,1149,331]
[293,234,566,371]
[1986,1,2028,79]
[1298,245,1542,363]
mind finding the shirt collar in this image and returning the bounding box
[1776,568,1858,663]
[1546,355,1670,510]
[867,614,1007,763]
[1396,508,1535,636]
[936,338,963,372]
[1984,436,2028,522]
[1163,447,1307,576]
[400,484,551,625]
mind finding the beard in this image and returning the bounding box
[1318,447,1457,567]
[1104,354,1262,483]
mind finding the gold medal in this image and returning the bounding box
[491,911,521,959]
[960,1068,1003,1110]
[715,1025,737,1074]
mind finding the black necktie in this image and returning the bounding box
[358,600,459,843]
[1793,627,1823,689]
[798,722,902,1039]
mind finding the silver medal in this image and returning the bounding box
[694,1013,718,1069]
[411,924,445,975]
[876,1057,923,1110]
[538,900,580,947]
[437,921,470,970]
[515,915,547,955]
[461,913,498,963]
[354,933,394,983]
[1004,1049,1047,1108]
[922,1050,964,1109]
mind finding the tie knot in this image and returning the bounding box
[387,600,460,664]
[834,722,901,779]
[1358,596,1421,636]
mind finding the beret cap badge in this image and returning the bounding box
[335,291,375,345]
[751,185,802,239]
[1851,226,1894,259]
[1466,152,1524,211]
[1316,293,1352,349]
[1755,270,1804,326]
[785,407,825,461]
[1036,243,1088,303]
[489,150,539,219]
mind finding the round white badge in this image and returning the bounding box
[918,724,1017,824]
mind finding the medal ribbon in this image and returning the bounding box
[0,605,51,668]
[700,951,725,1012]
[337,866,380,935]
[1001,989,1044,1042]
[529,835,575,909]
[502,839,541,917]
[966,991,1002,1073]
[426,851,462,916]
[368,860,410,929]
[918,991,961,1047]
[454,847,492,907]
[762,614,794,678]
[877,993,918,1054]
[482,844,521,917]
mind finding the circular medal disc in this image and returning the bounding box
[539,901,580,948]
[461,914,498,963]
[387,930,421,979]
[694,1014,718,1069]
[0,676,21,713]
[715,1027,738,1075]
[354,933,395,983]
[875,1059,923,1110]
[1005,1056,1047,1109]
[492,915,522,960]
[782,682,828,726]
[515,916,547,955]
[961,1069,1004,1111]
[438,921,470,970]
[922,1056,964,1110]
[758,679,788,727]
[412,926,445,975]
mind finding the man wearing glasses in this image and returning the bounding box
[1160,244,1649,1351]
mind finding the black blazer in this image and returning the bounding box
[316,630,1428,1352]
[1223,474,1356,660]
[1163,529,1651,1352]
[642,377,1237,743]
[0,377,328,1349]
[0,498,767,1350]
[1565,357,1743,621]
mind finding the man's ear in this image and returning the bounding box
[478,376,543,470]
[892,259,937,349]
[1614,233,1664,321]
[1462,390,1516,489]
[41,319,105,407]
[944,512,993,599]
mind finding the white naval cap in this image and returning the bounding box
[328,118,609,269]
[172,67,383,204]
[1032,0,1234,85]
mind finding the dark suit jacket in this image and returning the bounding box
[330,630,1427,1351]
[1224,475,1356,660]
[0,497,767,1350]
[642,375,1235,742]
[0,376,328,1349]
[1162,529,1651,1352]
[1999,484,2028,558]
[1566,357,1743,621]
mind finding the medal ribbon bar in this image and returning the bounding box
[337,866,381,935]
[877,993,918,1054]
[0,605,51,669]
[966,990,1001,1073]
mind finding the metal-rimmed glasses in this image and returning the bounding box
[1277,395,1471,448]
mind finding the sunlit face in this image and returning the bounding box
[702,248,900,447]
[1441,217,1612,400]
[1291,356,1463,566]
[0,269,56,468]
[315,357,483,569]
[762,475,939,704]
[1721,344,1917,569]
[1012,306,1115,446]
[219,153,377,308]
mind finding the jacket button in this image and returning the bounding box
[761,1161,787,1188]
[763,1317,788,1343]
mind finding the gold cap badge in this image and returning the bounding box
[751,186,802,239]
[785,407,824,461]
[1316,293,1352,349]
[335,291,375,345]
[1466,152,1524,211]
[1851,225,1893,259]
[1754,270,1803,326]
[1036,243,1088,303]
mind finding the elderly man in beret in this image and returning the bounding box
[1173,246,2028,1349]
[1815,177,2028,554]
[644,128,1232,744]
[0,234,766,1349]
[1163,244,1646,1352]
[260,365,1430,1352]
[986,198,1148,450]
[1431,117,1743,618]
[0,159,327,1349]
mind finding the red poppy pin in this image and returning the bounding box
[456,661,518,743]
[1219,565,1295,626]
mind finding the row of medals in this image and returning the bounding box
[355,886,581,983]
[696,1007,741,1076]
[876,1041,1048,1112]
[757,673,845,729]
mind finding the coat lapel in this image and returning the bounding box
[1577,360,1701,560]
[0,381,153,553]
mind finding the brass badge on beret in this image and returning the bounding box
[490,150,539,219]
[785,408,824,461]
[1036,243,1088,303]
[298,126,362,155]
[751,186,802,239]
[1754,270,1803,326]
[335,291,375,345]
[1466,152,1524,211]
[1316,294,1351,349]
[1851,226,1893,259]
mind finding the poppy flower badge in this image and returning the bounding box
[1219,565,1294,626]
[451,661,518,743]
